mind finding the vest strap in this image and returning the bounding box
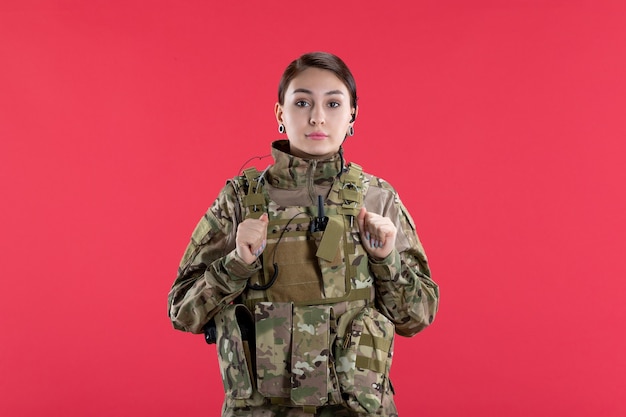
[337,163,363,217]
[355,355,387,374]
[242,167,266,218]
[359,333,393,353]
[244,286,372,309]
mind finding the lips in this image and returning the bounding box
[306,132,328,140]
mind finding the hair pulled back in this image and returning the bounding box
[278,52,358,112]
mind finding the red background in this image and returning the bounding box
[1,1,625,416]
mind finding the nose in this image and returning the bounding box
[309,105,325,125]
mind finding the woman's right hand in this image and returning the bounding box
[235,213,269,264]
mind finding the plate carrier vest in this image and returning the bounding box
[209,163,396,415]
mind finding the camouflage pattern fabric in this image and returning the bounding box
[334,307,395,414]
[168,140,439,416]
[215,305,254,399]
[255,302,292,398]
[222,402,392,417]
[290,305,331,407]
[222,397,398,416]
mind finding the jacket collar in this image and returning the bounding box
[267,140,344,189]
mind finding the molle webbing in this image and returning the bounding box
[337,162,363,217]
[355,333,392,373]
[243,287,373,313]
[242,167,266,219]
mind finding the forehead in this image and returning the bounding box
[286,67,349,94]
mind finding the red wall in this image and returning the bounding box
[1,1,625,416]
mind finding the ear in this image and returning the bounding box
[350,105,359,123]
[275,102,284,124]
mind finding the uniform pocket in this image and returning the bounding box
[214,304,255,399]
[334,306,395,414]
[290,305,331,407]
[254,302,293,398]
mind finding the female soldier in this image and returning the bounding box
[168,52,439,417]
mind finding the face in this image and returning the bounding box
[275,67,357,159]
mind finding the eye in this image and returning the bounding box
[328,101,340,108]
[295,100,310,107]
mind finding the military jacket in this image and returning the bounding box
[168,140,439,416]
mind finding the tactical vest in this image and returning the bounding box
[212,163,396,415]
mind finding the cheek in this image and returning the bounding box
[284,111,307,125]
[334,114,352,128]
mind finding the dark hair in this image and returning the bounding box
[278,52,358,112]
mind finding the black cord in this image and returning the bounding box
[237,154,271,176]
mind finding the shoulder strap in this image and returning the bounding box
[239,167,267,219]
[336,163,365,217]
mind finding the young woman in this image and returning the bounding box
[168,52,439,417]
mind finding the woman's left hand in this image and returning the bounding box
[356,207,397,260]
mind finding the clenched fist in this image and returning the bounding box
[236,213,269,265]
[356,207,397,260]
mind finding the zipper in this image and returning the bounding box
[307,159,318,205]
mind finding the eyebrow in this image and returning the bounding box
[292,88,345,96]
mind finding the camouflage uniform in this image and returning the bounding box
[168,140,439,416]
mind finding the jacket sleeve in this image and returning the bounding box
[167,183,261,334]
[365,179,440,337]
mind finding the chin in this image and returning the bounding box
[308,144,340,158]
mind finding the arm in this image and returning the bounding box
[167,184,262,334]
[362,180,440,337]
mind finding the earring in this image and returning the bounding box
[278,124,285,134]
[348,125,354,136]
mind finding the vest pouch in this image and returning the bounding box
[214,304,255,400]
[313,215,348,299]
[254,302,293,399]
[262,236,324,303]
[290,305,331,407]
[334,306,395,414]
